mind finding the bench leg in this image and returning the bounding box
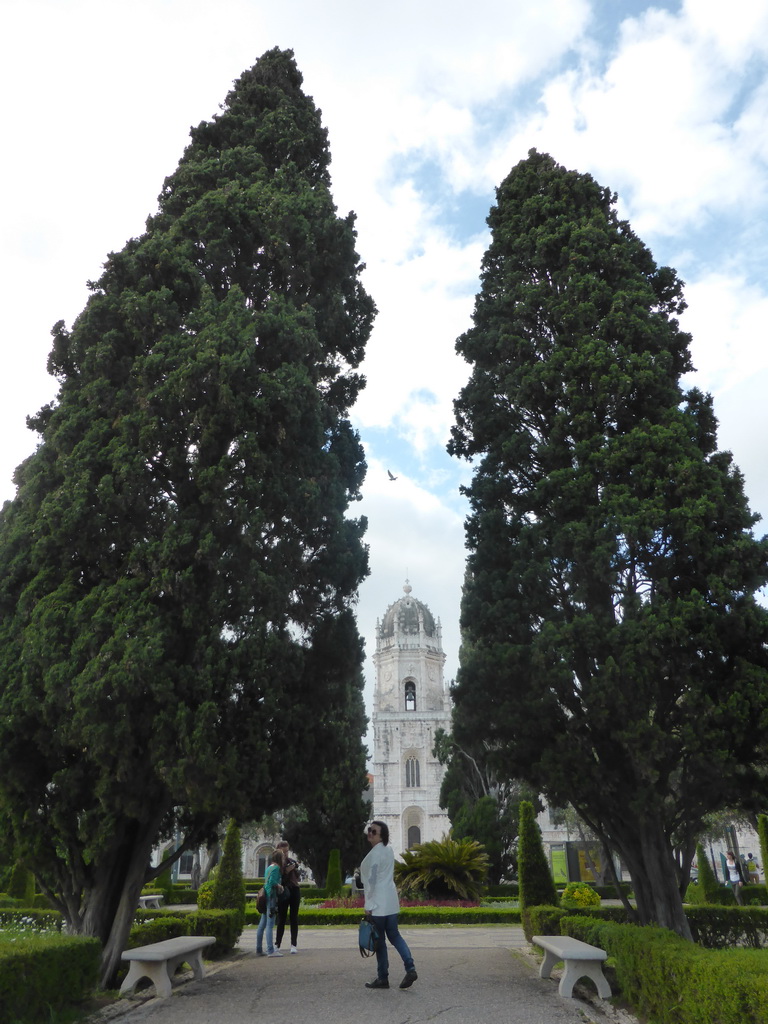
[558,959,611,1000]
[538,948,560,979]
[119,960,173,999]
[167,950,206,982]
[186,949,207,982]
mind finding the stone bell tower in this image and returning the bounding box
[371,581,451,854]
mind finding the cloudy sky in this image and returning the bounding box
[3,0,768,725]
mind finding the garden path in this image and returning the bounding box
[102,925,636,1024]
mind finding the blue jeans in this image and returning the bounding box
[256,897,277,953]
[370,913,415,981]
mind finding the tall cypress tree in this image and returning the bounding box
[449,150,768,940]
[0,48,374,985]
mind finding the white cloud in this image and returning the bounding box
[483,2,768,241]
[682,272,768,395]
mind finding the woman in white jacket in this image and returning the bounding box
[360,820,418,990]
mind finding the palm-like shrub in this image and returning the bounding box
[394,835,489,900]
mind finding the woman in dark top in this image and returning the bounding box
[275,840,301,953]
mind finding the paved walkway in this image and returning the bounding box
[108,926,624,1024]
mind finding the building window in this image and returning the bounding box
[405,757,420,788]
[257,847,275,878]
[407,825,421,849]
[404,680,416,711]
[179,851,194,875]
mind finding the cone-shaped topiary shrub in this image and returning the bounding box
[696,843,721,902]
[7,861,34,904]
[326,849,343,898]
[211,820,245,924]
[758,815,768,883]
[518,801,557,909]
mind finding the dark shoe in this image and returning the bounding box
[400,970,418,989]
[365,978,390,989]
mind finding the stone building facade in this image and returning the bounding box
[371,582,451,855]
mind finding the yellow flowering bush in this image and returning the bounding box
[560,882,601,909]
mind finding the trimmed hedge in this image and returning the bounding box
[685,881,736,906]
[743,885,768,906]
[485,883,518,897]
[686,906,768,949]
[686,882,768,907]
[0,933,100,1024]
[560,914,768,1024]
[129,908,242,956]
[128,914,187,947]
[591,883,633,899]
[243,905,523,926]
[166,888,199,904]
[522,903,629,941]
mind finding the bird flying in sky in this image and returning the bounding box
[387,470,398,481]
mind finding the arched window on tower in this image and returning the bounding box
[405,757,420,788]
[404,680,416,711]
[407,825,421,849]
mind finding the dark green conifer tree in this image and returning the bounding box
[517,800,557,910]
[0,48,373,986]
[449,150,768,940]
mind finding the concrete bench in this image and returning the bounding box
[138,894,165,909]
[532,934,611,999]
[120,935,216,999]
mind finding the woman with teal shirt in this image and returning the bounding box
[256,850,285,956]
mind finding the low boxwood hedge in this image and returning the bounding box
[686,906,768,949]
[521,903,629,941]
[129,908,242,956]
[560,914,768,1024]
[165,888,199,904]
[0,933,100,1024]
[485,883,519,897]
[127,915,188,947]
[243,905,522,926]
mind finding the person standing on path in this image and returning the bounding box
[360,820,417,990]
[275,840,301,953]
[256,850,285,957]
[724,850,747,905]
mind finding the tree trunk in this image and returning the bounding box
[199,841,221,884]
[62,807,168,989]
[616,821,693,941]
[601,840,638,922]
